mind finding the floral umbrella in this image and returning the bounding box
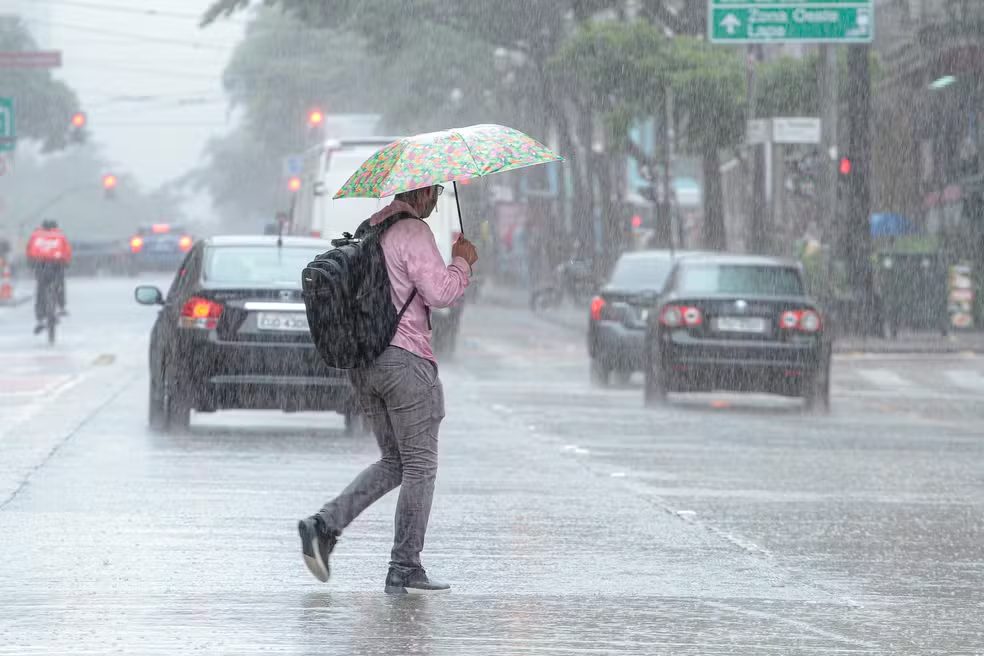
[333,124,563,233]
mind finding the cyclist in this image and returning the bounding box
[25,219,72,335]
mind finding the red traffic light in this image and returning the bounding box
[839,157,852,176]
[287,176,302,193]
[71,112,86,129]
[307,109,325,127]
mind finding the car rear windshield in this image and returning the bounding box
[203,246,325,285]
[608,256,674,291]
[678,264,804,296]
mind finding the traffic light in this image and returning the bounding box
[307,109,325,128]
[839,157,853,176]
[71,112,86,129]
[102,173,118,199]
[287,176,302,193]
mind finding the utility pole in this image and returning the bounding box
[818,45,839,243]
[662,87,675,250]
[845,44,876,334]
[747,45,769,254]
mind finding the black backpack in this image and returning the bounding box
[301,213,420,369]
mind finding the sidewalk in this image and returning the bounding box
[478,280,984,354]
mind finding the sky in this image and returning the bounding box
[5,0,248,195]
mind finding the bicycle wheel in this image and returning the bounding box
[43,285,57,345]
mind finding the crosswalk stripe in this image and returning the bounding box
[944,370,984,393]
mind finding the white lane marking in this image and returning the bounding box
[855,368,916,389]
[945,370,984,393]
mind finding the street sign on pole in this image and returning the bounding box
[282,155,303,179]
[0,51,62,69]
[708,1,874,44]
[747,118,771,145]
[0,98,15,153]
[772,117,822,144]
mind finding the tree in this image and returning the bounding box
[0,18,85,152]
[670,38,745,251]
[192,8,505,228]
[550,21,674,255]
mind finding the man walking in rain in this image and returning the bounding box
[298,184,478,594]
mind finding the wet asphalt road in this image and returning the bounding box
[1,276,982,654]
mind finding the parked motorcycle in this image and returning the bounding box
[529,258,598,311]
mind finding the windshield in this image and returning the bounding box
[608,256,674,291]
[203,246,322,285]
[678,264,805,296]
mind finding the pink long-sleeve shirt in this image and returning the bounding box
[369,200,471,363]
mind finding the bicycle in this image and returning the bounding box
[37,277,58,345]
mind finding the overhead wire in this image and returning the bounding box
[28,0,251,24]
[21,18,239,52]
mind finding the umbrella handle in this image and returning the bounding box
[453,180,464,238]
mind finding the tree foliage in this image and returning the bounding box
[0,18,85,152]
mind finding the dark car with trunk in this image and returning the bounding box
[643,254,831,410]
[588,250,701,386]
[134,235,358,433]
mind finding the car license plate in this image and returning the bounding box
[714,316,768,333]
[257,312,309,332]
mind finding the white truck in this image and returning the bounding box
[291,137,466,356]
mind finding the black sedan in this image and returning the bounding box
[588,250,700,386]
[643,254,831,410]
[135,235,359,433]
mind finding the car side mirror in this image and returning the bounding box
[135,285,164,306]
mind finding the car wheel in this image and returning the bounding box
[590,358,610,387]
[804,355,831,414]
[149,375,168,432]
[643,349,667,407]
[163,369,192,432]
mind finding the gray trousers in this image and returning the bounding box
[318,347,445,571]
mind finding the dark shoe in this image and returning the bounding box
[384,567,451,595]
[297,516,338,583]
[33,323,45,335]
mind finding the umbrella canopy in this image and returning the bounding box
[870,213,918,238]
[333,124,562,199]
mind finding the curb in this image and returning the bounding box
[0,294,32,308]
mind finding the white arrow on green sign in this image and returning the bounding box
[708,1,874,44]
[0,97,14,153]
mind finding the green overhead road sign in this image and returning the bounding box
[0,97,14,153]
[709,1,874,44]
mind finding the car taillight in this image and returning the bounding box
[659,305,702,328]
[179,296,223,330]
[590,296,606,321]
[179,235,193,252]
[779,309,822,333]
[130,236,144,253]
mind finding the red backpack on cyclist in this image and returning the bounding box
[26,227,72,264]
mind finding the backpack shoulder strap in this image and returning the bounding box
[372,211,423,323]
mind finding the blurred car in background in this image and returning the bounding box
[129,223,194,273]
[588,250,701,386]
[135,235,360,433]
[69,239,132,277]
[643,254,831,410]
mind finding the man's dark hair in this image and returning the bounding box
[395,187,432,204]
